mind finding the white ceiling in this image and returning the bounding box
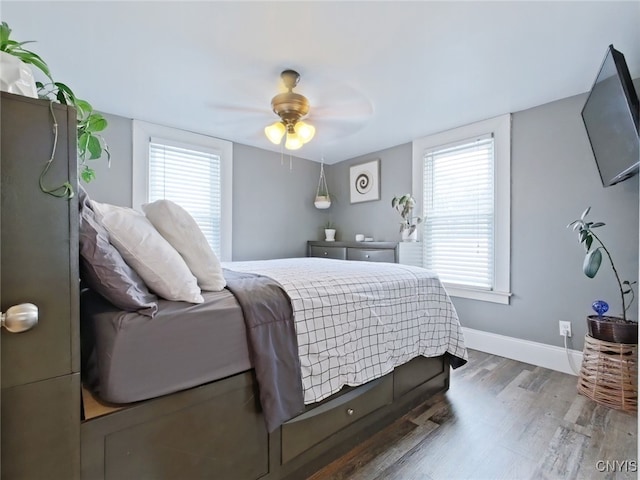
[3,1,639,164]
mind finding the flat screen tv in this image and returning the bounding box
[581,44,639,187]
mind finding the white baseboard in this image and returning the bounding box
[462,327,583,376]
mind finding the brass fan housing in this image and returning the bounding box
[270,70,310,126]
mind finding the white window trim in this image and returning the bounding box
[132,120,233,261]
[412,114,512,305]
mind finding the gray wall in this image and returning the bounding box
[326,91,639,351]
[83,115,326,261]
[232,144,324,260]
[324,143,413,243]
[83,112,133,207]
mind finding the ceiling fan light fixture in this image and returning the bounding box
[285,130,304,150]
[294,120,315,144]
[265,69,315,151]
[265,121,286,144]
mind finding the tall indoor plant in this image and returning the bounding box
[0,21,109,187]
[568,207,637,343]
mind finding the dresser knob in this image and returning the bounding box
[346,408,354,416]
[324,251,328,256]
[365,254,370,258]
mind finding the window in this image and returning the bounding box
[412,114,511,304]
[132,121,233,261]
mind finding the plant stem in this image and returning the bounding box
[590,230,627,321]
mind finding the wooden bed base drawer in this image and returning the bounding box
[281,374,393,464]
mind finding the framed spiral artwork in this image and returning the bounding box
[349,159,380,204]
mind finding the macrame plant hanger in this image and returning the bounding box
[314,160,331,209]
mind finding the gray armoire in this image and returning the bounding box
[1,92,80,478]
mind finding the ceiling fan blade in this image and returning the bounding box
[310,117,369,142]
[309,101,374,120]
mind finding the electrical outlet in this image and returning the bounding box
[559,321,572,337]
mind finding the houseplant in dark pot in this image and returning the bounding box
[568,207,637,343]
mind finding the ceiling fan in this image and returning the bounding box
[264,69,315,150]
[208,68,374,155]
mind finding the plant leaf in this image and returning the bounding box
[86,114,107,133]
[591,222,605,228]
[54,82,75,104]
[580,206,591,220]
[11,51,52,79]
[80,166,96,183]
[583,248,602,278]
[86,135,102,160]
[579,230,588,244]
[0,22,11,44]
[585,234,593,252]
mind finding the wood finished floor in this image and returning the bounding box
[307,350,637,480]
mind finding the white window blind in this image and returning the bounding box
[423,134,495,289]
[149,137,222,257]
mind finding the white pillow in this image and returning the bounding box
[142,200,226,292]
[90,201,204,303]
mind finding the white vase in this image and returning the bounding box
[401,228,418,242]
[0,51,38,98]
[325,228,336,242]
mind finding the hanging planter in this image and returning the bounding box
[314,161,331,209]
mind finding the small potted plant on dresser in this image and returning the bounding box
[568,207,637,343]
[324,221,336,242]
[392,194,422,242]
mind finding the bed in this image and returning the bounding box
[80,254,467,480]
[77,189,466,479]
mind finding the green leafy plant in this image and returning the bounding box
[0,21,52,80]
[568,207,636,322]
[391,194,422,235]
[0,21,109,184]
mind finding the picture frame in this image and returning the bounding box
[349,159,380,204]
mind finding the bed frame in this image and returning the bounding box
[81,354,450,479]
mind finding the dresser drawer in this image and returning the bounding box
[281,374,393,463]
[347,248,395,263]
[309,245,347,260]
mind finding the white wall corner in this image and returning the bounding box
[462,327,583,376]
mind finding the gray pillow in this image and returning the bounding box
[78,187,158,317]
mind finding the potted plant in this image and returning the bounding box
[391,194,422,242]
[0,21,109,187]
[568,207,637,343]
[324,221,336,242]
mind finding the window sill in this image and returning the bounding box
[444,284,511,305]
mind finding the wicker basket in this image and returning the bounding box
[577,335,637,412]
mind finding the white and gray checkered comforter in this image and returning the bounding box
[224,257,468,404]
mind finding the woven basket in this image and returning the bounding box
[577,335,637,412]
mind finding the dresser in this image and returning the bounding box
[307,241,399,263]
